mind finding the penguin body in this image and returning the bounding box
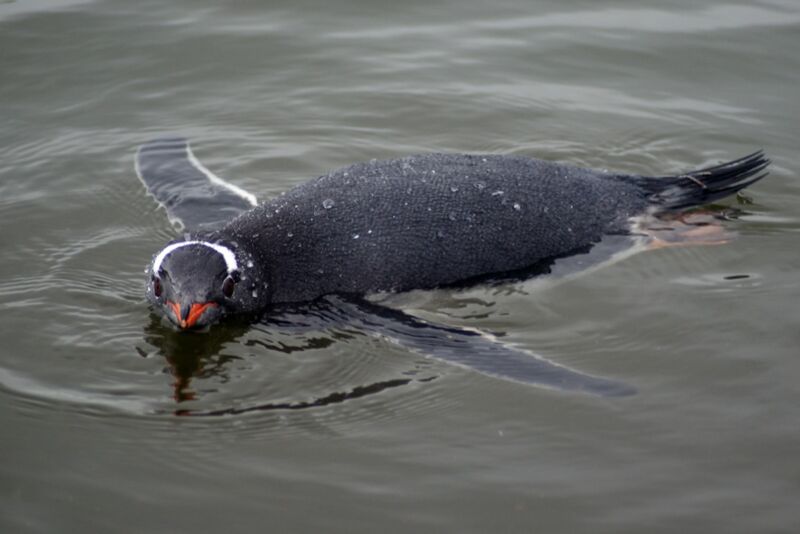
[218,154,646,305]
[139,141,767,330]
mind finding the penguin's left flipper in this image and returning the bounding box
[327,296,636,398]
[136,138,258,231]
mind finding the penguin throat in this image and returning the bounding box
[152,240,238,274]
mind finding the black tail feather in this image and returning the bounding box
[631,151,770,211]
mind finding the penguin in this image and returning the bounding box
[136,138,768,396]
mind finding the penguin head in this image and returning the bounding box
[146,240,243,330]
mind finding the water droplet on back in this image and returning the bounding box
[322,198,335,209]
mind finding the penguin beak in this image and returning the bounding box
[167,300,218,330]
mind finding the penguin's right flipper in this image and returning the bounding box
[321,296,636,398]
[136,138,258,232]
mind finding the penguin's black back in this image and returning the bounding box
[216,154,649,304]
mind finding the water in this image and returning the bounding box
[1,0,799,531]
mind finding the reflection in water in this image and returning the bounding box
[142,294,635,415]
[174,378,421,417]
[142,309,429,415]
[142,315,250,403]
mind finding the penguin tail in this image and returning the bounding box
[632,150,770,211]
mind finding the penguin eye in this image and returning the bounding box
[222,276,235,298]
[152,276,163,298]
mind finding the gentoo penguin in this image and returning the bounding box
[137,138,768,395]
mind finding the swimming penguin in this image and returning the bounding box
[137,138,768,395]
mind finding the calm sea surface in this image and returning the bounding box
[1,0,799,532]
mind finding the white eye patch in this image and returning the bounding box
[152,240,238,275]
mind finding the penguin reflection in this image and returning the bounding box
[142,295,635,413]
[141,298,426,412]
[142,314,249,402]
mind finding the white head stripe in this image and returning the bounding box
[152,241,238,275]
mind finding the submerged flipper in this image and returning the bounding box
[136,138,258,231]
[310,296,635,397]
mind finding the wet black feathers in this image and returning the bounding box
[626,150,770,211]
[215,151,769,304]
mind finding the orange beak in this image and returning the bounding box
[167,301,218,329]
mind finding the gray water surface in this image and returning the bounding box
[1,0,799,532]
